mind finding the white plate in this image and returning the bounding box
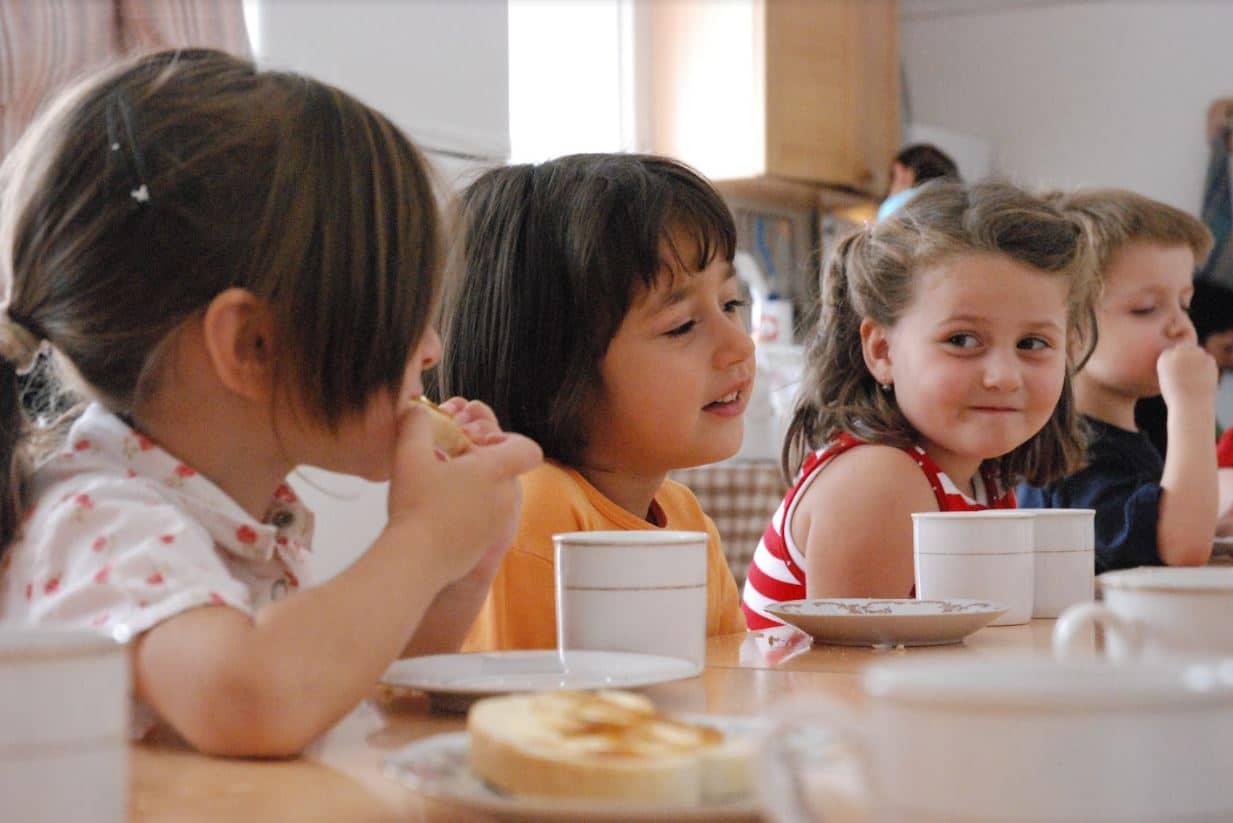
[382,650,701,712]
[382,715,762,822]
[765,598,1006,647]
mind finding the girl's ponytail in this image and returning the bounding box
[0,318,37,552]
[782,228,874,482]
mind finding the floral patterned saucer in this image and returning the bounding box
[765,598,1006,647]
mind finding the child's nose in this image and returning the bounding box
[715,315,756,369]
[418,326,443,370]
[983,350,1023,391]
[1169,311,1198,344]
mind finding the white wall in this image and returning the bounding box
[246,1,509,579]
[251,0,509,163]
[900,0,1233,212]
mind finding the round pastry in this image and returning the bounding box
[411,396,471,457]
[467,690,751,804]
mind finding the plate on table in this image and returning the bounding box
[382,714,763,822]
[381,650,701,712]
[765,598,1006,647]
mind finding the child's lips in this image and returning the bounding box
[704,385,751,417]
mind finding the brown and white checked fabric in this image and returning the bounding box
[0,0,250,158]
[670,460,786,587]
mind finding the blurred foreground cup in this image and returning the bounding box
[1055,566,1233,660]
[0,625,129,823]
[757,656,1233,822]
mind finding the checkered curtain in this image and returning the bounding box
[0,0,250,158]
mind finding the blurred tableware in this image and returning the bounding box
[383,713,762,822]
[555,530,708,667]
[1213,535,1233,557]
[1,625,129,823]
[381,650,700,713]
[764,598,1005,647]
[757,656,1233,822]
[1029,508,1095,618]
[912,511,1034,625]
[1054,566,1233,661]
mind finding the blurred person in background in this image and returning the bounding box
[877,143,961,222]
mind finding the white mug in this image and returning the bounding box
[0,625,130,823]
[757,656,1233,822]
[1029,508,1095,618]
[912,511,1034,625]
[554,530,708,669]
[1054,566,1233,661]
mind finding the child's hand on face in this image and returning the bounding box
[1158,342,1219,410]
[387,399,542,585]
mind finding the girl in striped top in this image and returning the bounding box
[742,181,1098,629]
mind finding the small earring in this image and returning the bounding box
[879,382,893,393]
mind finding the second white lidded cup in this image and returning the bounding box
[1030,508,1095,618]
[912,511,1034,625]
[554,530,708,669]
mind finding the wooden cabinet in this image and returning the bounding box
[640,0,900,194]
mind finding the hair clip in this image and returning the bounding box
[105,92,151,205]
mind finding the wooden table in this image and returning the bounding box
[129,620,1071,822]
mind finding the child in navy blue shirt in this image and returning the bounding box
[1018,189,1217,572]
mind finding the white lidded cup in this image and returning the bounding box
[554,530,708,669]
[0,625,129,823]
[1029,508,1095,618]
[757,656,1233,822]
[911,511,1033,625]
[1054,566,1233,661]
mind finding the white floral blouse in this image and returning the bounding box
[0,403,314,734]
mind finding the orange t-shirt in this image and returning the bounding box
[462,461,746,652]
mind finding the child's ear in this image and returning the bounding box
[200,288,276,401]
[860,318,895,386]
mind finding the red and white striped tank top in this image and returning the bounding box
[740,433,1016,630]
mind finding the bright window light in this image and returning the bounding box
[509,0,629,163]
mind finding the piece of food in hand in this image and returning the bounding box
[411,395,471,457]
[467,690,751,805]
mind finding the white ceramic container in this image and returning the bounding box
[1029,508,1095,618]
[1054,566,1233,660]
[0,625,129,823]
[757,656,1233,822]
[912,511,1034,625]
[554,530,707,669]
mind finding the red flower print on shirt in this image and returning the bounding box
[174,464,196,479]
[136,434,155,451]
[236,525,258,544]
[126,469,137,478]
[92,536,108,553]
[94,566,110,584]
[74,494,94,510]
[91,613,109,627]
[159,534,175,544]
[146,572,165,585]
[43,576,60,595]
[209,592,226,606]
[73,439,92,452]
[273,484,298,504]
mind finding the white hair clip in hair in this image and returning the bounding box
[130,184,150,204]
